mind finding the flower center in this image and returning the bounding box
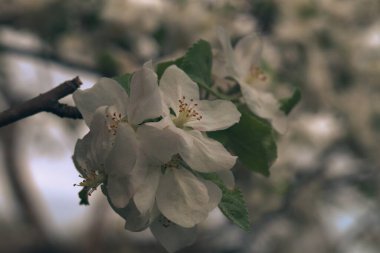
[161,154,181,173]
[172,96,202,128]
[106,111,122,136]
[74,169,106,196]
[245,65,267,85]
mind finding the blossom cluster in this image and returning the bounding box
[71,29,296,252]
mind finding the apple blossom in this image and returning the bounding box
[146,65,241,173]
[72,65,165,208]
[216,28,287,134]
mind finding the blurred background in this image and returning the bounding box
[0,0,379,252]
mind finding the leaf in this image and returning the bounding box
[280,88,301,115]
[156,40,213,88]
[78,187,90,205]
[200,173,250,231]
[180,39,212,87]
[113,73,133,95]
[209,105,277,176]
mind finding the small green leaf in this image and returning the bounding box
[209,105,277,176]
[78,187,90,205]
[219,188,250,231]
[280,88,301,115]
[200,173,250,231]
[113,73,133,95]
[180,39,212,87]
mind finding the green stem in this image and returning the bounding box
[197,82,238,102]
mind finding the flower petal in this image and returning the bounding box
[216,27,239,78]
[156,169,209,228]
[240,84,287,134]
[185,99,241,131]
[137,124,179,164]
[73,78,128,126]
[104,122,139,176]
[133,167,161,215]
[73,106,114,171]
[234,34,263,77]
[201,180,222,212]
[106,176,134,208]
[159,65,199,115]
[123,201,152,232]
[217,171,235,190]
[127,67,163,125]
[150,215,197,253]
[108,197,151,232]
[179,130,237,173]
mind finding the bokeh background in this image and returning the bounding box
[0,0,380,252]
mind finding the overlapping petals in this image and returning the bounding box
[216,28,287,133]
[153,65,240,173]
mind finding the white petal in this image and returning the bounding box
[217,171,235,190]
[234,34,263,77]
[241,84,287,134]
[123,201,151,232]
[137,124,179,164]
[216,27,239,78]
[107,176,133,208]
[201,180,222,212]
[73,78,128,126]
[150,215,197,253]
[159,65,199,115]
[127,67,163,125]
[179,130,237,173]
[104,122,139,176]
[83,106,114,167]
[156,169,209,228]
[143,60,153,70]
[133,168,161,215]
[112,199,151,232]
[185,99,241,131]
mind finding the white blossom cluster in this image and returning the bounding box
[71,29,288,252]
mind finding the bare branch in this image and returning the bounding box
[0,77,83,127]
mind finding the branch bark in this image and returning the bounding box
[0,77,83,127]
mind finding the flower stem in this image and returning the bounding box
[197,82,237,101]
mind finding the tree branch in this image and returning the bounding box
[0,77,83,127]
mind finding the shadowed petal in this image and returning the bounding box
[179,130,237,173]
[73,78,128,126]
[128,67,163,125]
[150,215,197,253]
[156,169,209,228]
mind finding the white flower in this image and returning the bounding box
[115,159,224,252]
[147,65,241,173]
[111,65,240,252]
[72,65,165,208]
[216,28,287,134]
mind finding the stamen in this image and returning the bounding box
[73,169,105,196]
[172,96,202,128]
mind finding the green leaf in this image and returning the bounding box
[180,39,212,87]
[209,105,277,176]
[200,173,250,231]
[113,73,133,95]
[280,88,301,115]
[78,187,90,205]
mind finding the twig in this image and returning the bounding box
[0,77,83,127]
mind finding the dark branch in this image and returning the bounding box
[0,77,83,127]
[45,102,82,119]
